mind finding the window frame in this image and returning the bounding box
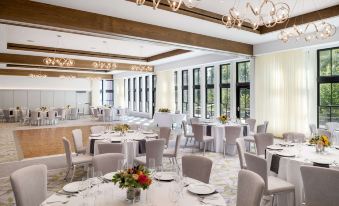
[128,79,131,109]
[236,61,250,119]
[174,71,178,112]
[133,78,137,111]
[205,66,215,119]
[220,64,231,116]
[145,76,149,113]
[139,77,142,112]
[193,68,201,117]
[182,70,189,114]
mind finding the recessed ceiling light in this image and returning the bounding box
[27,40,34,43]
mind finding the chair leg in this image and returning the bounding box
[70,165,76,182]
[184,137,189,147]
[271,194,275,206]
[203,142,206,156]
[64,166,71,180]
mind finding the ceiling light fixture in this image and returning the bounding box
[222,0,290,30]
[59,75,76,79]
[29,73,47,78]
[43,35,75,67]
[136,0,202,12]
[92,41,117,70]
[131,65,153,72]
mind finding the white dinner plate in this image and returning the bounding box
[63,181,81,193]
[267,145,284,150]
[335,146,339,150]
[310,158,333,165]
[187,184,215,195]
[103,172,116,181]
[142,131,154,134]
[90,134,101,137]
[154,172,174,181]
[276,152,295,157]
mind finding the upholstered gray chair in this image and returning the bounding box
[300,166,339,206]
[245,118,256,134]
[93,153,125,174]
[10,164,47,206]
[191,124,214,155]
[309,124,317,136]
[223,126,242,156]
[159,127,171,147]
[282,132,306,143]
[254,133,274,156]
[98,143,123,154]
[72,129,86,155]
[244,153,295,205]
[163,134,181,164]
[236,138,247,169]
[236,169,264,206]
[190,117,200,125]
[90,125,105,134]
[257,124,266,134]
[182,120,194,147]
[182,155,212,184]
[134,139,165,168]
[62,137,92,182]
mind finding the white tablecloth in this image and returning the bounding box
[266,145,339,206]
[153,112,186,128]
[42,177,226,206]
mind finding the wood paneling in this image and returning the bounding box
[0,0,253,55]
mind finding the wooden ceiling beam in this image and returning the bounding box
[146,49,190,62]
[0,0,253,55]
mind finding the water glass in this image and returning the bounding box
[148,158,156,177]
[79,177,90,206]
[169,184,181,206]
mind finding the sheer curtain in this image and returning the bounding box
[255,49,317,137]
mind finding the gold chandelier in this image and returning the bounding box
[59,75,76,79]
[43,35,75,67]
[92,61,117,70]
[29,73,47,78]
[222,0,290,30]
[131,65,153,72]
[136,0,202,12]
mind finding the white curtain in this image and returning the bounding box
[255,49,317,137]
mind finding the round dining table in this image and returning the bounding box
[41,176,226,206]
[266,143,339,206]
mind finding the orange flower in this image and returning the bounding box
[132,174,139,180]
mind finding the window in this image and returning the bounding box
[145,76,149,113]
[193,68,201,117]
[174,71,178,112]
[139,77,142,112]
[205,66,214,119]
[236,61,250,119]
[133,78,136,111]
[220,64,231,116]
[128,79,131,109]
[152,75,157,116]
[182,70,189,114]
[318,47,339,127]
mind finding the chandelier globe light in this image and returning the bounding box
[137,0,201,11]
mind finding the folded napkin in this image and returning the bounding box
[137,139,146,154]
[206,125,212,136]
[270,154,281,174]
[44,194,68,204]
[90,139,96,154]
[199,194,224,206]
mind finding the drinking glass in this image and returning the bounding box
[148,158,156,178]
[79,177,90,206]
[117,159,125,171]
[169,184,181,206]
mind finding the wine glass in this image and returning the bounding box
[148,158,156,178]
[117,159,125,171]
[92,170,103,195]
[79,177,90,206]
[168,184,181,206]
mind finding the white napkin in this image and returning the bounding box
[200,194,225,206]
[44,194,68,204]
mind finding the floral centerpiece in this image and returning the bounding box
[112,165,152,201]
[104,104,112,109]
[114,124,130,135]
[218,114,228,124]
[16,106,20,110]
[66,105,71,109]
[309,135,331,152]
[158,108,170,113]
[40,106,47,111]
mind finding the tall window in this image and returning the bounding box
[152,75,157,116]
[318,47,339,127]
[205,66,214,119]
[220,64,231,116]
[128,79,131,109]
[145,76,149,113]
[236,61,250,119]
[182,70,189,114]
[193,68,201,117]
[133,78,137,111]
[174,71,178,112]
[139,77,142,112]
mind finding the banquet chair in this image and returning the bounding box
[223,126,242,156]
[62,137,92,182]
[236,138,247,169]
[47,110,57,125]
[20,109,30,125]
[72,129,86,155]
[103,108,112,122]
[182,120,194,147]
[182,155,212,184]
[236,169,264,206]
[93,153,125,174]
[0,109,5,123]
[300,166,339,206]
[68,108,78,120]
[264,121,269,133]
[90,125,105,134]
[159,127,171,147]
[77,107,84,119]
[254,133,274,156]
[163,134,181,164]
[309,124,317,136]
[245,118,256,135]
[134,139,165,168]
[30,111,41,126]
[244,153,295,206]
[282,132,306,143]
[191,124,214,155]
[256,124,266,134]
[189,117,200,125]
[10,164,47,206]
[98,143,123,154]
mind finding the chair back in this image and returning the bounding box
[93,153,125,174]
[236,138,246,169]
[72,129,84,154]
[93,108,98,118]
[245,118,256,132]
[264,121,269,133]
[159,127,171,146]
[256,124,266,134]
[190,117,200,125]
[301,166,339,206]
[182,120,189,136]
[10,164,47,206]
[191,124,204,142]
[146,139,165,168]
[62,137,73,167]
[182,155,212,184]
[225,126,241,145]
[91,126,105,134]
[254,133,274,155]
[98,143,123,154]
[244,152,268,192]
[309,124,317,135]
[282,132,306,143]
[31,111,40,120]
[236,169,264,206]
[70,108,78,115]
[173,134,182,157]
[48,111,57,120]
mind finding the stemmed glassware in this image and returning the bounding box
[79,177,91,206]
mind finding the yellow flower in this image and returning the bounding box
[132,174,139,180]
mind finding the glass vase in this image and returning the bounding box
[126,188,141,202]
